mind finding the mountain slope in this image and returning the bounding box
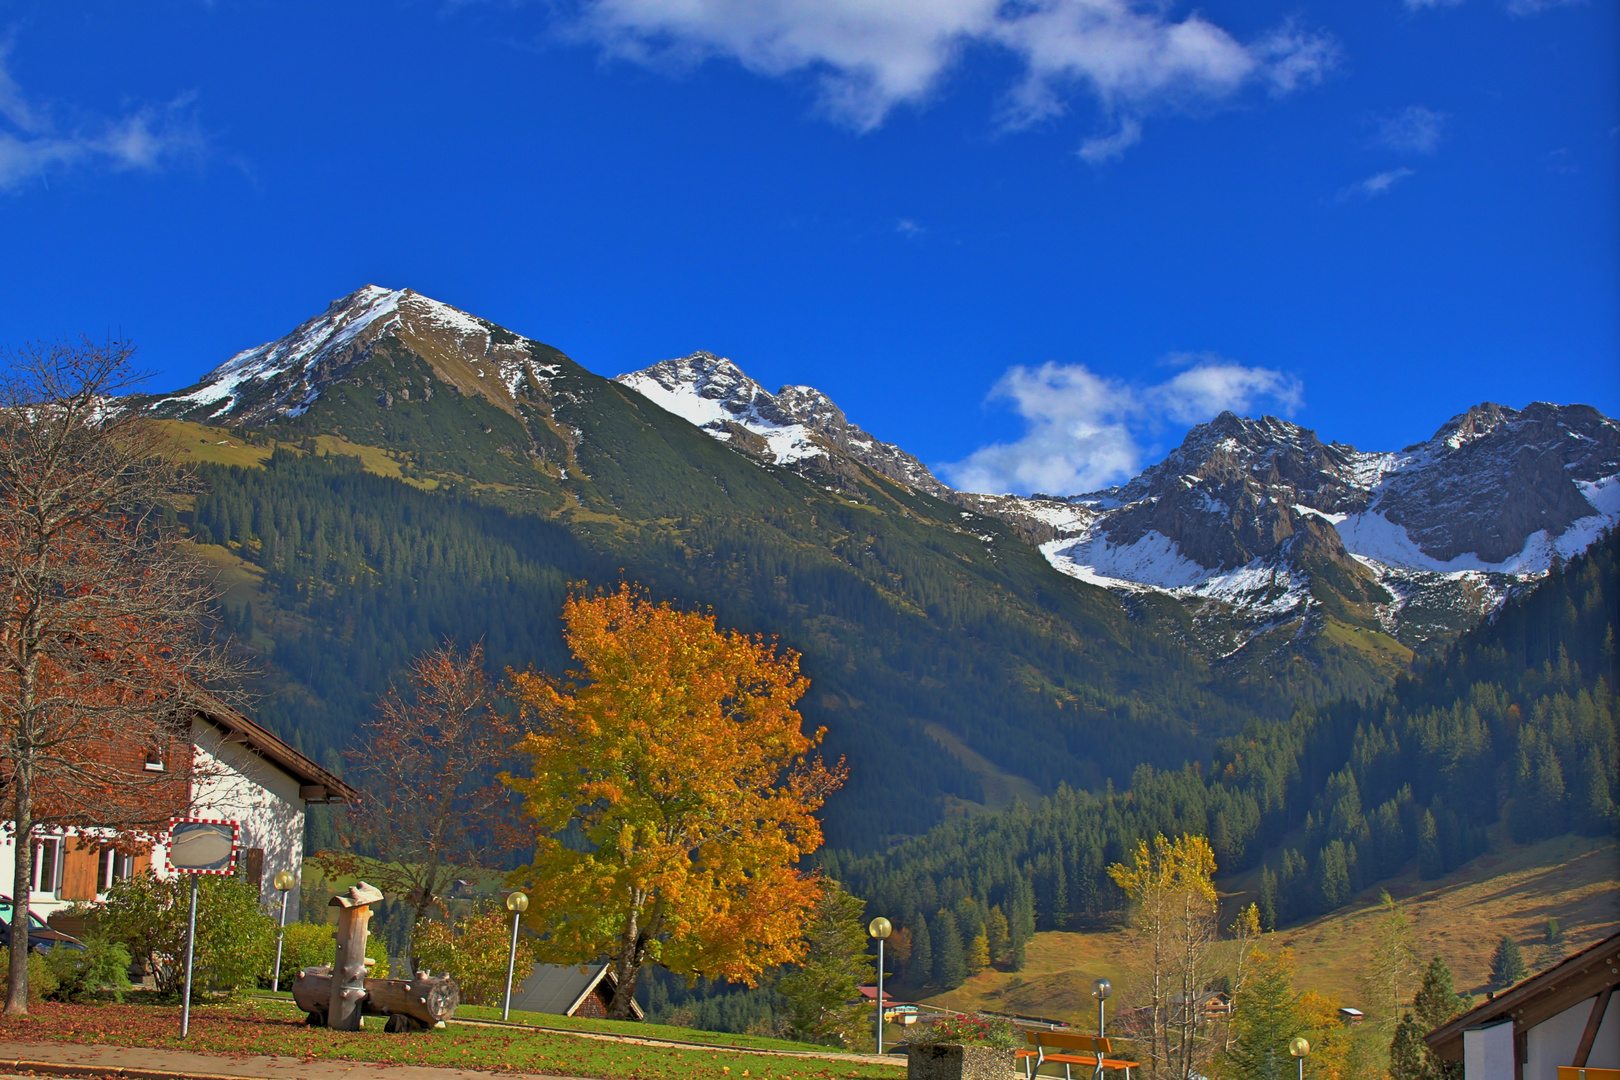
[150,287,1274,845]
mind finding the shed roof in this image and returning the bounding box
[1425,931,1620,1061]
[511,963,645,1020]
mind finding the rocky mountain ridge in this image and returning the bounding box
[616,353,1620,665]
[150,284,1620,684]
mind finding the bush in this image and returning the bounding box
[46,936,134,1002]
[276,920,390,983]
[99,872,274,997]
[411,907,534,1006]
[0,947,59,1004]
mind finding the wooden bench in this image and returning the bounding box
[1019,1030,1140,1079]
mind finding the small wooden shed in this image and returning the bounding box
[509,963,644,1020]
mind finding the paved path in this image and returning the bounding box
[0,1042,587,1080]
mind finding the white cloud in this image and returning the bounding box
[571,0,1337,154]
[1334,166,1415,202]
[1372,105,1446,154]
[939,358,1304,495]
[1403,0,1464,9]
[0,47,204,192]
[895,217,926,237]
[1078,117,1141,165]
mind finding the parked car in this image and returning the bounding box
[0,896,86,952]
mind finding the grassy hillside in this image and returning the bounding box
[912,831,1618,1024]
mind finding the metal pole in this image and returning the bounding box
[502,908,521,1021]
[876,937,885,1055]
[1298,1057,1305,1080]
[271,887,290,993]
[1099,996,1105,1037]
[180,874,199,1037]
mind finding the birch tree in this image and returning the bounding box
[1108,833,1221,1080]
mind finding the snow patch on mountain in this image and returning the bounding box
[158,285,405,418]
[1042,529,1208,591]
[615,357,825,466]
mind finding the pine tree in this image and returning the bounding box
[1489,936,1525,989]
[909,915,932,989]
[932,909,965,989]
[1222,946,1304,1080]
[1390,956,1468,1080]
[967,929,990,976]
[776,880,875,1049]
[1576,746,1615,836]
[1258,866,1278,932]
[986,906,1010,966]
[1417,811,1443,880]
[1318,840,1351,908]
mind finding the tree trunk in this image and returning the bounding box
[329,904,373,1031]
[5,763,32,1016]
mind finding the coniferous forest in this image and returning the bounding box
[823,532,1618,990]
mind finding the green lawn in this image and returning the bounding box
[255,991,856,1055]
[0,999,904,1080]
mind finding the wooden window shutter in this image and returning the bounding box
[60,838,99,902]
[245,848,264,889]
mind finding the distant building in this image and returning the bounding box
[0,700,352,923]
[510,963,645,1020]
[1425,931,1619,1080]
[1339,1007,1365,1024]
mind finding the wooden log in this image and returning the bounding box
[366,975,460,1027]
[291,967,460,1030]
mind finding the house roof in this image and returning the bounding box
[511,963,645,1020]
[1425,932,1620,1061]
[193,697,356,803]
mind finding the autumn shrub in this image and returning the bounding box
[99,872,274,996]
[411,907,534,1005]
[47,936,134,1002]
[276,920,389,981]
[0,946,58,1003]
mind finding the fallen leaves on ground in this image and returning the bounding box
[0,1001,903,1080]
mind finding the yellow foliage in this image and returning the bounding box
[505,584,844,994]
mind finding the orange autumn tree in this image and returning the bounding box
[505,584,844,1020]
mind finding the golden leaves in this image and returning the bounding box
[506,583,841,989]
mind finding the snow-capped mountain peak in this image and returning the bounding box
[150,286,553,424]
[615,353,950,495]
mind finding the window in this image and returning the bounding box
[143,748,165,772]
[97,849,132,892]
[32,838,60,894]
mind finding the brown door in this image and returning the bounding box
[60,838,99,902]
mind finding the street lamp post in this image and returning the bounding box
[1290,1035,1311,1080]
[1092,977,1112,1038]
[502,891,529,1022]
[868,917,892,1055]
[271,870,297,993]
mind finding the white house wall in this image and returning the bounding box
[186,719,308,921]
[1524,992,1620,1080]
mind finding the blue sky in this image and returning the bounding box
[2,0,1615,494]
